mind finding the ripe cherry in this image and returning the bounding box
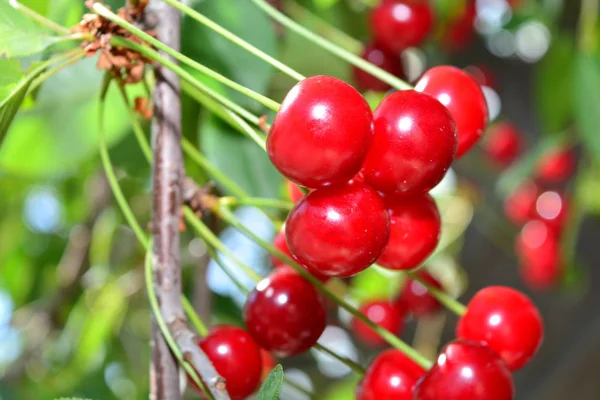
[194,326,262,400]
[440,0,476,52]
[286,180,305,203]
[416,66,488,157]
[535,147,576,183]
[356,349,425,400]
[271,230,293,267]
[533,190,568,233]
[377,194,441,270]
[457,286,544,371]
[516,220,562,290]
[267,76,374,188]
[353,43,405,92]
[370,0,434,53]
[400,271,442,317]
[285,181,390,278]
[482,122,523,167]
[259,349,277,382]
[244,267,326,356]
[504,180,539,226]
[351,300,405,346]
[414,339,515,400]
[362,90,457,195]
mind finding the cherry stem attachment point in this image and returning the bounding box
[406,270,467,316]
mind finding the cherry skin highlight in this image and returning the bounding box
[195,325,263,400]
[535,147,576,183]
[400,271,443,317]
[413,339,515,400]
[377,193,441,270]
[415,66,488,157]
[370,0,434,53]
[533,190,569,233]
[351,300,405,346]
[356,349,425,400]
[504,180,539,226]
[457,286,544,371]
[362,90,457,195]
[353,43,405,92]
[244,267,326,357]
[285,181,390,278]
[482,122,523,167]
[267,75,374,188]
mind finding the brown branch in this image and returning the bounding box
[147,1,228,399]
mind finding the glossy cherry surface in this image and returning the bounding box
[533,190,568,233]
[285,181,390,277]
[414,339,515,400]
[244,267,326,356]
[457,286,544,371]
[441,0,476,52]
[286,180,305,203]
[516,220,562,290]
[416,66,488,157]
[535,147,575,183]
[271,230,293,267]
[504,180,539,225]
[483,122,523,167]
[196,325,263,400]
[353,43,404,92]
[377,194,441,270]
[267,75,374,188]
[400,271,442,317]
[351,300,405,346]
[370,0,434,53]
[362,90,457,195]
[356,349,425,400]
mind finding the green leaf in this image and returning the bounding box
[313,0,340,10]
[200,116,282,198]
[573,52,600,161]
[256,364,284,400]
[0,1,61,57]
[534,35,574,133]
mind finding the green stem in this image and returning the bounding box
[578,0,599,53]
[405,271,467,316]
[159,0,306,82]
[116,84,153,163]
[182,295,210,337]
[226,110,267,151]
[204,244,250,294]
[93,3,280,112]
[312,343,365,375]
[29,50,85,92]
[10,0,71,35]
[215,204,433,370]
[221,196,293,211]
[251,0,412,91]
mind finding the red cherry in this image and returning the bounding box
[244,267,326,356]
[535,147,576,183]
[351,300,405,346]
[400,271,442,317]
[440,0,476,52]
[457,286,544,371]
[353,43,405,92]
[286,180,305,203]
[362,90,457,195]
[465,64,497,89]
[519,251,563,291]
[370,0,434,53]
[267,76,374,188]
[356,349,425,400]
[533,190,568,233]
[285,181,390,278]
[482,122,523,167]
[271,230,293,267]
[414,339,515,400]
[377,194,441,270]
[504,180,539,226]
[416,66,488,158]
[194,326,262,400]
[515,220,562,290]
[259,349,277,382]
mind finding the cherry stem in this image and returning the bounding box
[10,0,71,35]
[251,0,413,91]
[160,0,305,82]
[115,83,153,162]
[182,295,209,337]
[93,4,281,112]
[29,50,86,92]
[215,204,434,370]
[405,270,467,316]
[220,196,294,211]
[312,343,366,375]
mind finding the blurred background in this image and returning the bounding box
[1,0,599,399]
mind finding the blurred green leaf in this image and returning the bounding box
[350,265,404,302]
[573,53,600,162]
[20,0,49,16]
[199,116,282,198]
[256,364,283,400]
[313,0,340,9]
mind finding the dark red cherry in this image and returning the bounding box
[377,194,441,270]
[465,64,497,89]
[351,300,405,346]
[286,180,305,203]
[535,147,576,183]
[414,339,515,400]
[533,190,568,233]
[271,230,293,267]
[482,122,523,167]
[504,180,539,226]
[285,181,390,278]
[457,286,544,371]
[440,0,476,53]
[356,349,425,400]
[194,326,262,400]
[400,271,442,317]
[244,267,326,356]
[267,76,374,188]
[353,43,405,92]
[416,66,488,158]
[515,220,562,290]
[370,0,434,53]
[362,90,457,195]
